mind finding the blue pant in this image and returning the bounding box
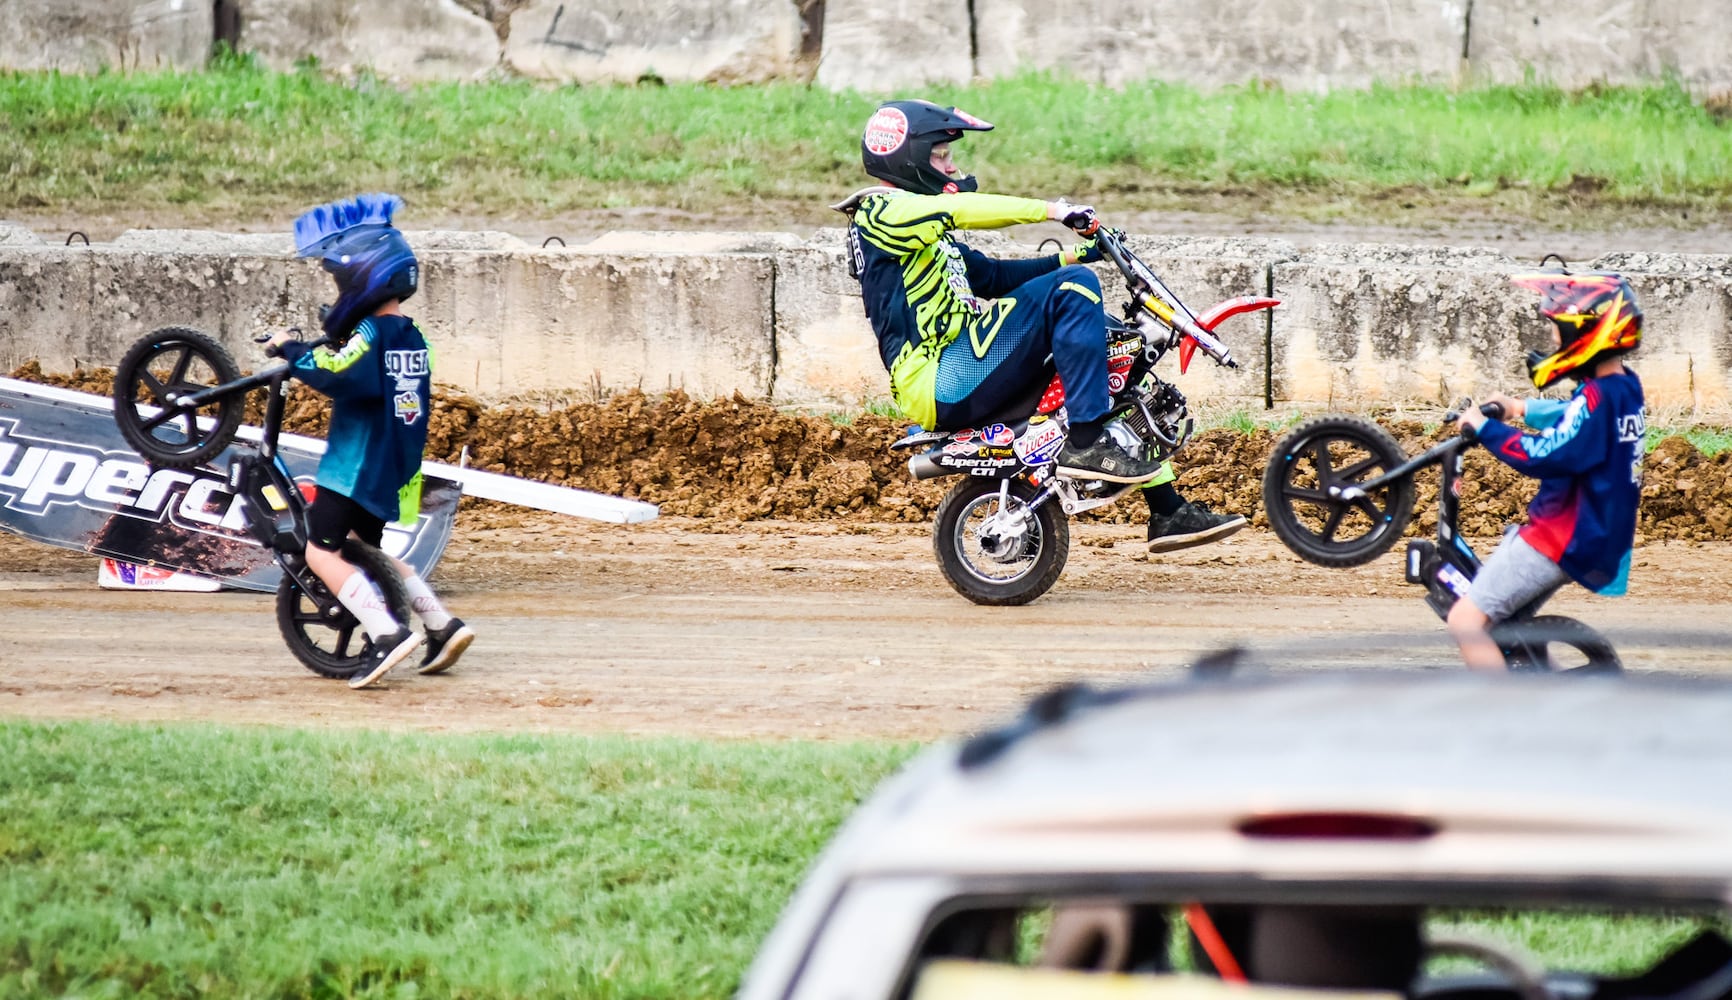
[932,266,1109,430]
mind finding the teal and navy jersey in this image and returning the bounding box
[847,190,1063,428]
[277,314,432,524]
[1475,370,1646,594]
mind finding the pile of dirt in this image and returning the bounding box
[16,361,1732,540]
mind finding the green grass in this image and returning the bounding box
[0,721,913,999]
[1652,425,1732,456]
[1,721,1722,998]
[5,57,1732,222]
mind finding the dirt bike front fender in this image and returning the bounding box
[1179,296,1282,373]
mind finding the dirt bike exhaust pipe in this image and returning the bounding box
[908,452,947,480]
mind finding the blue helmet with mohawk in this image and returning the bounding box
[294,192,418,339]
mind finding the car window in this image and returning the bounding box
[911,960,1402,1000]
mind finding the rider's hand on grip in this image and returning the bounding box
[1050,199,1099,236]
[259,326,304,359]
[1452,397,1500,440]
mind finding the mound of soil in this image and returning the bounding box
[16,361,1731,541]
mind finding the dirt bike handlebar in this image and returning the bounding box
[1094,227,1239,368]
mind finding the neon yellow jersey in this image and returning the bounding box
[849,191,1048,428]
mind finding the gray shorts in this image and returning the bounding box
[1465,530,1571,622]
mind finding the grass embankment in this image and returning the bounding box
[0,722,910,998]
[0,722,1717,999]
[3,57,1731,225]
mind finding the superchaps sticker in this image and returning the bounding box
[0,378,458,592]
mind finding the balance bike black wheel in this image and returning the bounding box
[1263,415,1416,568]
[275,540,415,680]
[113,327,245,469]
[933,476,1069,606]
[1495,614,1622,675]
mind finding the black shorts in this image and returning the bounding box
[305,490,385,552]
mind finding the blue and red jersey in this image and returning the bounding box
[1474,370,1646,595]
[277,314,432,525]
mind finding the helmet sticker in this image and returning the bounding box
[864,107,909,156]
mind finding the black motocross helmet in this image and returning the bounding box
[861,99,994,195]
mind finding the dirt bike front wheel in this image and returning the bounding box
[1494,614,1622,675]
[275,540,415,680]
[1262,415,1415,568]
[113,327,245,468]
[933,477,1070,606]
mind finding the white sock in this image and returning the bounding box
[401,573,453,630]
[336,572,403,640]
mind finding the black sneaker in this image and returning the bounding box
[418,619,475,675]
[1146,501,1248,553]
[349,629,423,690]
[1055,436,1163,484]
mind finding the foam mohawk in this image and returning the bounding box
[293,192,405,257]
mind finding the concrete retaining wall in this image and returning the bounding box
[4,226,1730,421]
[7,0,1732,92]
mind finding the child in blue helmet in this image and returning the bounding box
[267,193,474,689]
[837,100,1245,551]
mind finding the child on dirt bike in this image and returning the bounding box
[835,99,1245,554]
[1450,270,1646,671]
[266,193,475,689]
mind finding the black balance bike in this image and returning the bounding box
[1261,402,1620,673]
[112,326,413,680]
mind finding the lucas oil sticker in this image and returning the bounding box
[1013,415,1065,465]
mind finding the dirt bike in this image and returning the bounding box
[111,326,414,680]
[1261,402,1621,673]
[891,225,1279,606]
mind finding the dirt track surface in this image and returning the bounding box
[4,515,1730,742]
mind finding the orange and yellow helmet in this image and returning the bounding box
[1509,270,1642,389]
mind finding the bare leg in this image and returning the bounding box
[1447,596,1507,672]
[304,541,359,596]
[304,537,399,640]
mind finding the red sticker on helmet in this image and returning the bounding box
[864,107,909,156]
[952,108,992,129]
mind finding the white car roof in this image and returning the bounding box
[833,671,1732,891]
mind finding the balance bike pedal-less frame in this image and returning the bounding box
[1261,402,1620,674]
[112,326,413,680]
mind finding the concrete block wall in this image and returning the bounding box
[0,0,213,72]
[968,0,1466,90]
[5,227,1731,421]
[7,0,1732,91]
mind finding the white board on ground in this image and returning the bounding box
[0,377,659,525]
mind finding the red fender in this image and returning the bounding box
[1179,296,1282,373]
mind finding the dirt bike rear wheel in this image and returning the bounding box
[1494,614,1622,674]
[275,540,415,680]
[113,327,245,469]
[1263,415,1415,568]
[934,477,1069,606]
